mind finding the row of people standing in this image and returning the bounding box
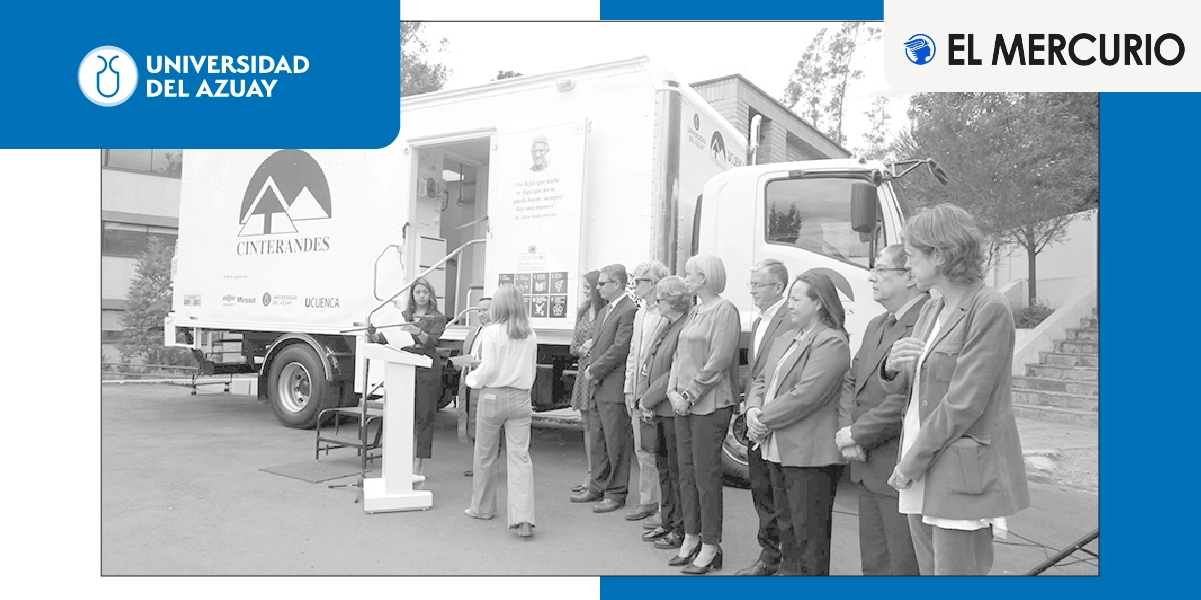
[565,202,1030,576]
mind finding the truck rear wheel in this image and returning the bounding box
[267,344,330,429]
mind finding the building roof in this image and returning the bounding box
[689,73,851,158]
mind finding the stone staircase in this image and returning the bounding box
[1011,307,1098,427]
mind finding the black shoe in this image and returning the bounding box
[667,541,702,566]
[642,526,669,542]
[654,531,684,549]
[592,498,625,513]
[734,559,778,576]
[464,470,473,477]
[681,546,723,575]
[516,523,534,539]
[570,490,603,503]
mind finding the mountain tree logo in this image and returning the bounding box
[904,34,937,65]
[710,131,726,161]
[238,150,332,237]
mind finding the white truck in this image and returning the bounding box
[165,56,937,482]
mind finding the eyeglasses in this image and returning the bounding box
[747,282,780,289]
[597,279,616,287]
[870,267,910,275]
[634,278,653,285]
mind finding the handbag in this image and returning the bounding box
[638,415,659,454]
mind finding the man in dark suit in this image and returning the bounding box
[836,245,928,575]
[734,259,792,576]
[570,264,638,513]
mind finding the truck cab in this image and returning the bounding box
[696,157,907,358]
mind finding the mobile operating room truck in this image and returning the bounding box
[166,56,930,481]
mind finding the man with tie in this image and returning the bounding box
[836,245,928,575]
[733,258,793,576]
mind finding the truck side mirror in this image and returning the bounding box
[850,182,878,233]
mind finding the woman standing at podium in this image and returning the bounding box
[464,284,539,538]
[398,277,448,481]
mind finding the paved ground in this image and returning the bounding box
[101,385,1099,576]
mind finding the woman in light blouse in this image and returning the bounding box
[882,204,1029,575]
[665,254,742,574]
[464,284,539,539]
[745,270,850,576]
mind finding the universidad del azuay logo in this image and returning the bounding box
[79,46,138,107]
[904,34,937,65]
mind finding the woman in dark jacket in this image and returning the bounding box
[634,276,692,550]
[568,271,606,493]
[399,276,448,480]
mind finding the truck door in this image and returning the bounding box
[483,120,589,337]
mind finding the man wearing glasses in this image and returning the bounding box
[571,264,639,513]
[733,258,793,576]
[622,262,670,524]
[835,244,928,575]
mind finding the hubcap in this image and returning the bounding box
[277,362,312,413]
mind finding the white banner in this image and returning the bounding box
[485,121,588,329]
[884,0,1197,91]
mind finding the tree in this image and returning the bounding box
[401,21,449,97]
[855,96,893,159]
[891,92,1099,307]
[120,237,193,368]
[783,22,882,146]
[494,70,523,81]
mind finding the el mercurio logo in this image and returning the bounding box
[79,46,138,107]
[905,34,937,65]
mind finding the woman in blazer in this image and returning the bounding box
[635,276,693,550]
[745,269,850,576]
[569,271,606,494]
[882,203,1030,575]
[666,254,742,574]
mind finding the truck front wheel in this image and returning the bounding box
[267,344,330,429]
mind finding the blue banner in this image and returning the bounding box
[599,0,884,20]
[1,1,399,149]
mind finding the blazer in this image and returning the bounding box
[837,294,928,496]
[636,315,687,417]
[880,281,1031,521]
[746,324,850,468]
[584,295,638,404]
[625,303,666,398]
[746,304,793,392]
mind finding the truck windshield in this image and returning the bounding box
[765,175,882,269]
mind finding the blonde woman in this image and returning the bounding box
[666,254,741,574]
[464,284,539,539]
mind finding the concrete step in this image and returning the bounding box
[1013,376,1098,396]
[1080,317,1098,329]
[1040,352,1099,368]
[1025,364,1098,381]
[1055,340,1098,355]
[1066,328,1098,342]
[1012,404,1098,428]
[1012,388,1098,412]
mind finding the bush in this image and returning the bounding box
[1015,301,1055,329]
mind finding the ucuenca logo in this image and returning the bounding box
[905,34,937,65]
[79,46,138,107]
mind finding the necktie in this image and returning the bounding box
[879,314,897,348]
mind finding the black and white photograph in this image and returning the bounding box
[101,21,1099,576]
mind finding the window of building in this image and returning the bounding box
[102,222,178,258]
[102,149,183,177]
[765,176,882,269]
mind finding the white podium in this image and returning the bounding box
[360,342,434,513]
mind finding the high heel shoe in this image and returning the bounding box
[681,546,723,575]
[667,541,702,567]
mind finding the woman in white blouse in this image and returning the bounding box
[464,284,540,539]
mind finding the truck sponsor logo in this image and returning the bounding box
[236,296,257,304]
[305,297,340,309]
[222,294,236,306]
[693,114,700,130]
[709,131,744,168]
[236,150,332,254]
[263,293,296,307]
[183,294,201,307]
[262,293,272,306]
